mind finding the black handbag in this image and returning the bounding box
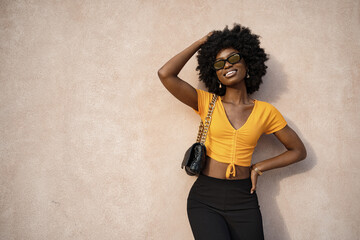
[181,93,217,176]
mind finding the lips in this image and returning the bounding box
[224,69,237,78]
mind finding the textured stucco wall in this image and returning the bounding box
[1,0,359,239]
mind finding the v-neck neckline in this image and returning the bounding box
[218,97,257,131]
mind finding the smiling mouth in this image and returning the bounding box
[224,70,237,78]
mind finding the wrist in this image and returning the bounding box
[197,38,206,46]
[251,164,263,176]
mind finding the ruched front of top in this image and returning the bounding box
[194,89,287,178]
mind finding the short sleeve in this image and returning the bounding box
[193,89,211,119]
[264,104,287,134]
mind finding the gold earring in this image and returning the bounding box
[246,70,250,78]
[219,82,222,88]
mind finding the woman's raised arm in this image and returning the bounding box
[157,32,213,111]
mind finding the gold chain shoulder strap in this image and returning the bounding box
[196,93,218,144]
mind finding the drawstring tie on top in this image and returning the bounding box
[226,162,236,178]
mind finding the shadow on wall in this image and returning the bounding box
[251,56,316,239]
[252,55,289,103]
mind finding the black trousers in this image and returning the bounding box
[187,173,265,240]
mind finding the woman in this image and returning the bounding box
[157,24,307,240]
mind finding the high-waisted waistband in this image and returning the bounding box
[188,172,259,211]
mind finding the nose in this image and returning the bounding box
[223,60,233,69]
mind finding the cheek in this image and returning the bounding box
[240,67,246,76]
[237,64,247,75]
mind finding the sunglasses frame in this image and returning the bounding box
[213,53,243,70]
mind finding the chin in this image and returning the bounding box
[222,77,245,86]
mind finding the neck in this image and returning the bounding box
[222,81,252,105]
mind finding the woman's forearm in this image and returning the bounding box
[158,39,204,78]
[253,149,306,173]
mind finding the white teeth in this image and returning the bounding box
[225,70,236,77]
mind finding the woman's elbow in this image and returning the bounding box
[157,67,171,81]
[157,68,165,80]
[297,145,307,161]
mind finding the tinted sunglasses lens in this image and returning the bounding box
[214,61,225,70]
[228,54,241,64]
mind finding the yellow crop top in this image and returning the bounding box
[194,89,287,178]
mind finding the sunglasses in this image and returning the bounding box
[213,53,242,70]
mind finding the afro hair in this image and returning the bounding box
[196,24,269,96]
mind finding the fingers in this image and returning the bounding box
[207,31,214,37]
[250,170,258,194]
[199,31,215,45]
[250,184,256,194]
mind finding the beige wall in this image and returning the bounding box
[1,0,359,239]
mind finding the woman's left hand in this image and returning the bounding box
[250,167,259,194]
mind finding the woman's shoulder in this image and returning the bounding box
[255,99,273,107]
[254,99,281,112]
[195,88,215,100]
[195,88,212,95]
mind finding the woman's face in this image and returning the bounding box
[215,48,247,87]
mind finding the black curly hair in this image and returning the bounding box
[196,24,269,96]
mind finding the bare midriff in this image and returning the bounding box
[201,156,251,180]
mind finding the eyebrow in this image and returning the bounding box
[215,52,238,61]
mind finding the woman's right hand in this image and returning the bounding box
[199,31,214,45]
